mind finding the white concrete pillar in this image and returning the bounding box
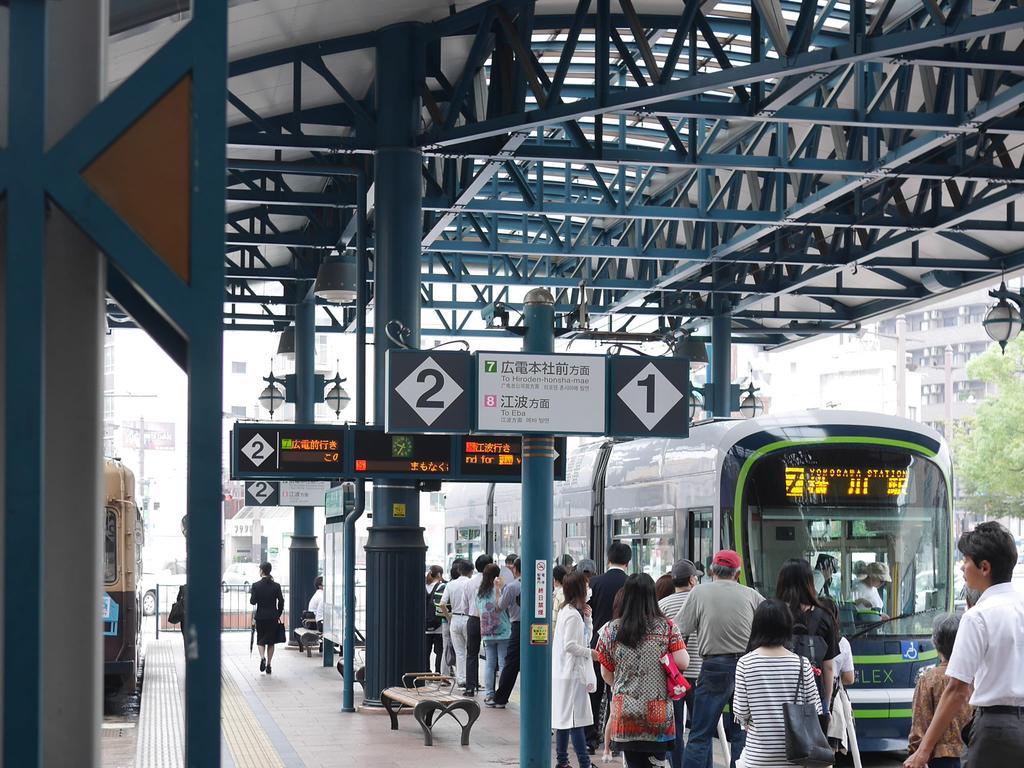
[41,2,106,766]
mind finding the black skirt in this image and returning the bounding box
[255,618,282,646]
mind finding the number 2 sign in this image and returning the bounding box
[385,350,472,433]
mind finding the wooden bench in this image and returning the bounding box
[381,673,481,747]
[293,628,321,657]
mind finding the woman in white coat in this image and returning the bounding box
[552,571,597,768]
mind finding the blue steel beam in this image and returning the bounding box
[421,6,1024,146]
[4,3,47,764]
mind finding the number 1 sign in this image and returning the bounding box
[607,357,690,438]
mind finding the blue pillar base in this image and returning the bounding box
[288,535,318,640]
[362,522,426,705]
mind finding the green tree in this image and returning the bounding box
[952,334,1024,518]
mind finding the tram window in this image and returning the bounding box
[104,508,117,585]
[614,518,643,537]
[688,509,713,575]
[448,527,482,564]
[642,535,674,577]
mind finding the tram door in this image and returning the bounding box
[688,509,713,578]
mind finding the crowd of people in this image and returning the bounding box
[420,520,1022,768]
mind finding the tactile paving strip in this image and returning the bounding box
[137,640,184,768]
[221,669,284,768]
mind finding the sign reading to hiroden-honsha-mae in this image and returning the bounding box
[476,353,606,434]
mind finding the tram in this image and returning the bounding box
[103,458,143,697]
[443,412,954,751]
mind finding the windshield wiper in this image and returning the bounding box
[849,607,938,639]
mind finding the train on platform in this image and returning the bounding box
[443,411,954,752]
[103,458,143,698]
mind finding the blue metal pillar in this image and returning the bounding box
[711,293,732,418]
[342,171,368,712]
[520,288,555,768]
[364,23,427,705]
[3,2,47,764]
[289,294,318,630]
[186,2,228,764]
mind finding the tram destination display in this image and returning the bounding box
[232,423,343,480]
[351,428,453,478]
[784,466,909,499]
[458,434,568,481]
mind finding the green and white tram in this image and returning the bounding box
[443,411,954,751]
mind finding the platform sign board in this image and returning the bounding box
[350,428,454,479]
[232,423,343,480]
[245,480,280,507]
[385,350,472,433]
[457,434,568,481]
[608,357,690,438]
[280,481,333,507]
[475,353,606,434]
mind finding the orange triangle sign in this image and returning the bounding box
[84,76,192,283]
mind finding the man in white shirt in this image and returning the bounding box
[307,575,325,631]
[904,522,1024,768]
[440,560,474,687]
[852,561,890,611]
[463,554,492,695]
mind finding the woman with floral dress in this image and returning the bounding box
[595,573,689,768]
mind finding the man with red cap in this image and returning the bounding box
[679,550,764,768]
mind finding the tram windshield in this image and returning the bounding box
[742,445,950,637]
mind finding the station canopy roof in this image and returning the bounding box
[106,0,1024,347]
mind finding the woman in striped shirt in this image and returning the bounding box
[732,599,823,768]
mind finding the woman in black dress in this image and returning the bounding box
[250,562,285,674]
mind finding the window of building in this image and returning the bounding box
[230,405,247,418]
[231,361,246,374]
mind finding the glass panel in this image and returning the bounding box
[450,526,482,564]
[689,509,714,576]
[104,508,118,585]
[744,446,950,637]
[637,535,674,577]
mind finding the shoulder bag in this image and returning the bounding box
[783,657,834,767]
[660,620,691,700]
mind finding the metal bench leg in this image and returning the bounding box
[414,702,437,746]
[382,696,401,732]
[456,703,480,746]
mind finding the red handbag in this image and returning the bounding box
[661,651,692,700]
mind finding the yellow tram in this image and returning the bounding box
[103,458,143,697]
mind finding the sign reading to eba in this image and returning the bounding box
[476,353,606,435]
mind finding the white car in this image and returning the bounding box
[139,559,188,616]
[221,562,263,589]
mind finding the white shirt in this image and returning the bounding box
[833,637,853,687]
[440,575,472,615]
[467,572,484,617]
[852,580,883,609]
[946,582,1024,707]
[307,588,324,623]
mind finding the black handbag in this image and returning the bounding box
[783,658,835,767]
[274,621,287,645]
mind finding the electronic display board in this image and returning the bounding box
[350,429,453,478]
[232,423,344,480]
[458,435,567,481]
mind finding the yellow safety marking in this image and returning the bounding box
[221,670,284,768]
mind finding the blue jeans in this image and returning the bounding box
[483,639,509,698]
[556,726,591,767]
[670,679,698,768]
[681,656,745,768]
